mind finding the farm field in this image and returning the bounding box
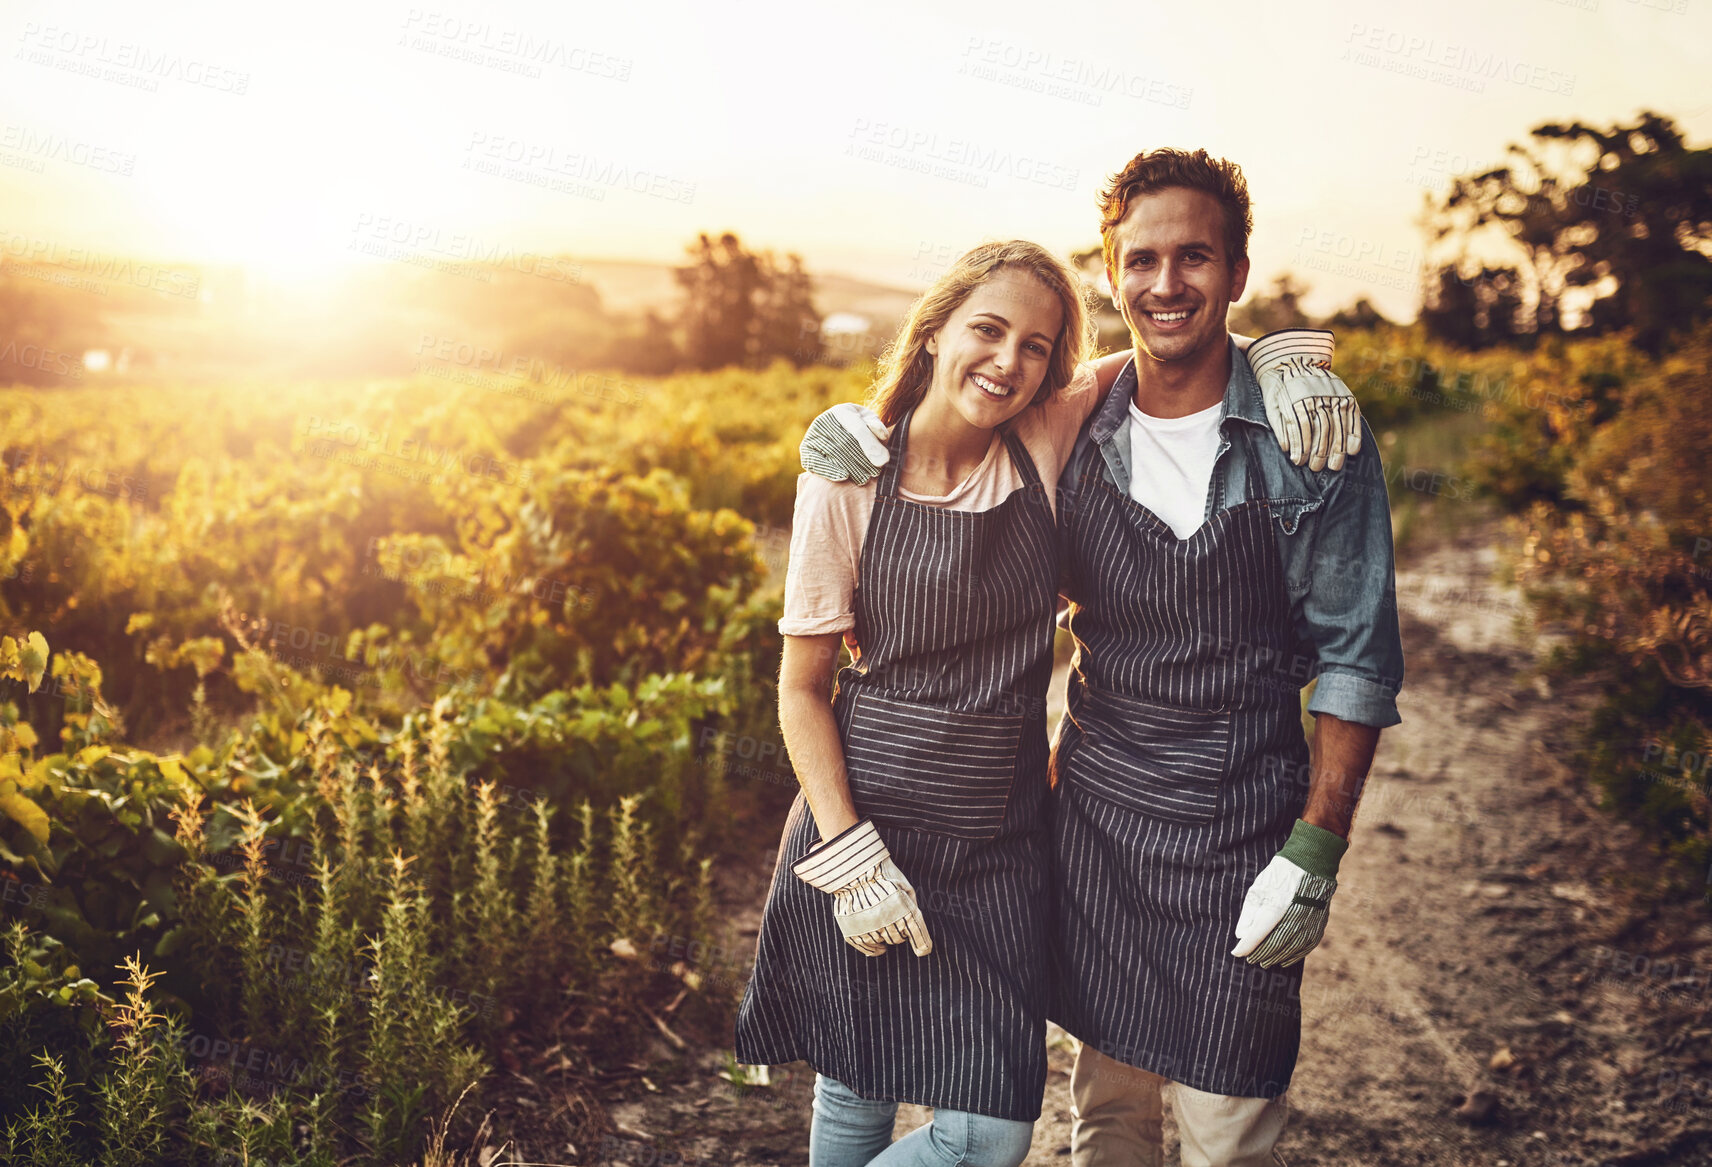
[3,319,1710,1165]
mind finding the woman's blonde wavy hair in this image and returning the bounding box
[870,240,1094,428]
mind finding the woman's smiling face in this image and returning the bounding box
[924,267,1064,431]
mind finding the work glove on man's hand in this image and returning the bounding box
[1247,329,1364,473]
[1230,818,1347,968]
[792,817,933,957]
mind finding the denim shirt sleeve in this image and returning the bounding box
[1296,417,1405,728]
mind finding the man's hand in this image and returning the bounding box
[800,402,892,485]
[1247,329,1362,473]
[1231,819,1346,968]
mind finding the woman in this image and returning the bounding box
[734,240,1093,1167]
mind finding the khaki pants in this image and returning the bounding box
[1069,1043,1288,1167]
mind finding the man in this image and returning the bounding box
[1047,148,1402,1166]
[799,148,1403,1166]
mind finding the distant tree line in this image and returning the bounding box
[0,229,827,386]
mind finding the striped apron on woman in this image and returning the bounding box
[736,404,1058,1122]
[1048,423,1313,1100]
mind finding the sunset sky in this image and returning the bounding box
[2,0,1708,321]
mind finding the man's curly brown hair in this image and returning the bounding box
[1097,148,1252,277]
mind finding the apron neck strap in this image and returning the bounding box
[875,403,916,499]
[999,423,1042,489]
[875,403,1039,499]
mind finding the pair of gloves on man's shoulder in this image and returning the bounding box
[792,329,1362,968]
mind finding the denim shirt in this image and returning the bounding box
[1060,338,1404,728]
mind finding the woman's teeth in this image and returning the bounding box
[971,372,1012,398]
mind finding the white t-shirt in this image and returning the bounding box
[1126,398,1223,540]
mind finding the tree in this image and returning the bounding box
[672,232,822,370]
[1418,265,1526,350]
[1322,296,1393,332]
[1425,112,1712,352]
[1228,273,1313,336]
[752,252,820,368]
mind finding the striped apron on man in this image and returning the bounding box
[736,404,1058,1122]
[1048,417,1314,1101]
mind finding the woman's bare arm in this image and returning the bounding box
[778,632,861,841]
[1090,349,1130,394]
[1088,333,1257,395]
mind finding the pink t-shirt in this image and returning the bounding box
[780,364,1098,637]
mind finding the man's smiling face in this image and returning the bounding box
[1105,186,1250,364]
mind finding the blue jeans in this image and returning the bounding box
[809,1074,1035,1167]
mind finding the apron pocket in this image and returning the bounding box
[1072,688,1232,825]
[843,690,1023,841]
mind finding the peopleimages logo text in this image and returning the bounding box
[847,119,1079,191]
[1343,24,1576,95]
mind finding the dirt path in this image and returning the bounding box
[590,519,1712,1166]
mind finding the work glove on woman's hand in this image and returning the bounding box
[792,818,933,957]
[1230,818,1347,968]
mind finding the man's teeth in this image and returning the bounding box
[1148,310,1192,322]
[971,373,1012,397]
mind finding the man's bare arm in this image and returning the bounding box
[1302,713,1382,839]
